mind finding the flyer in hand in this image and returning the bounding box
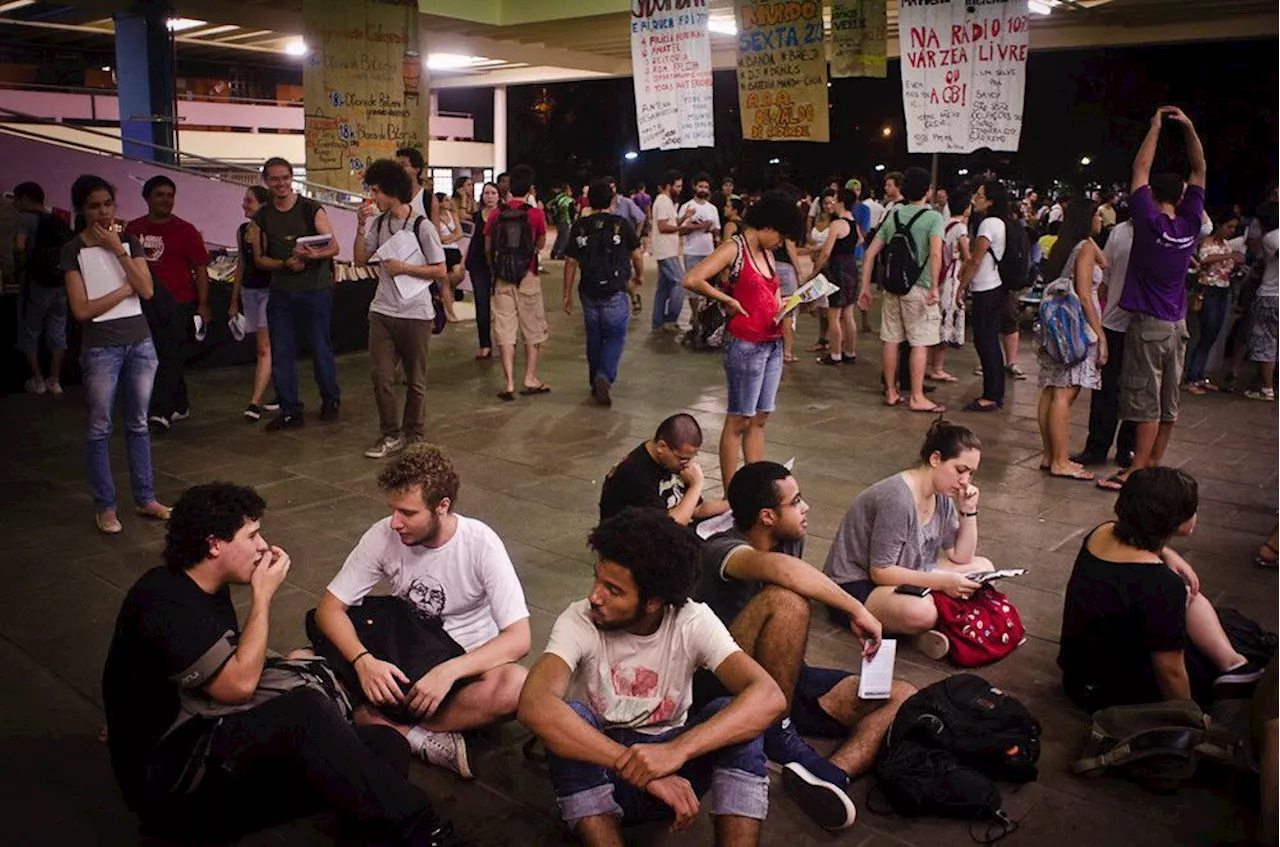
[774,274,840,324]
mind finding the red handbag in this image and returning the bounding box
[931,585,1026,667]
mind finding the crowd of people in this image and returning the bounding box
[6,101,1277,846]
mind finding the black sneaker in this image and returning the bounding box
[265,412,304,432]
[148,414,171,432]
[1215,659,1267,687]
[781,763,857,831]
[1069,451,1106,466]
[243,403,263,422]
[170,408,190,422]
[263,397,281,412]
[593,375,612,407]
[320,399,340,422]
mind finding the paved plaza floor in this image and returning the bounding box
[1,259,1276,846]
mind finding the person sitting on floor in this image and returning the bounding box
[517,507,786,846]
[1058,466,1267,712]
[822,420,995,658]
[310,444,530,778]
[694,461,915,831]
[102,483,465,846]
[599,413,729,525]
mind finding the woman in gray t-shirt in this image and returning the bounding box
[822,421,995,648]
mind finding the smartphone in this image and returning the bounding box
[894,584,931,598]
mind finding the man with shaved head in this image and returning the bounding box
[599,413,729,526]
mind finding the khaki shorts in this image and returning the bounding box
[880,284,941,347]
[1118,314,1189,423]
[491,275,549,347]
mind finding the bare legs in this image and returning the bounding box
[1184,592,1247,673]
[822,677,915,778]
[1038,386,1088,476]
[250,328,272,406]
[883,343,934,410]
[499,342,545,395]
[719,412,769,488]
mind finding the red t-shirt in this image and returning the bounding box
[124,216,210,303]
[727,244,783,343]
[483,200,546,277]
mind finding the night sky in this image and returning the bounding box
[437,38,1278,210]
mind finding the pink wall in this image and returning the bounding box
[0,132,358,257]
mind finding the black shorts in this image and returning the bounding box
[693,665,852,738]
[999,288,1021,335]
[444,247,463,271]
[827,255,859,310]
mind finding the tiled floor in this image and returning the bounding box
[1,258,1276,846]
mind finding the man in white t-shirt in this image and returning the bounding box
[395,147,438,224]
[518,508,784,845]
[678,173,721,273]
[650,170,686,332]
[311,445,531,778]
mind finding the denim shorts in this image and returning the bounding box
[724,334,783,417]
[241,287,270,334]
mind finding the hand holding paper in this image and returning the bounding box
[774,274,839,324]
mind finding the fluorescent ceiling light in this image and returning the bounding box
[284,39,308,56]
[167,18,208,32]
[427,53,486,70]
[1028,0,1055,15]
[708,16,737,35]
[0,1,37,13]
[218,29,273,41]
[187,25,240,37]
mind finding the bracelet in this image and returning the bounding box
[351,650,371,666]
[960,510,979,518]
[115,250,129,259]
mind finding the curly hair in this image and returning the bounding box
[165,483,266,571]
[588,508,700,608]
[364,158,412,203]
[377,443,460,510]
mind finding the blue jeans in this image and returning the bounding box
[583,292,630,388]
[267,286,340,416]
[724,335,784,417]
[1185,286,1231,383]
[82,339,158,512]
[547,698,768,829]
[651,257,686,329]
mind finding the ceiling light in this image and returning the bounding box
[101,65,111,72]
[708,16,737,35]
[0,0,37,13]
[427,53,485,70]
[1079,156,1092,166]
[187,25,239,37]
[768,158,780,165]
[166,18,207,32]
[957,168,970,176]
[284,39,308,56]
[1028,0,1054,15]
[874,164,885,172]
[623,151,639,161]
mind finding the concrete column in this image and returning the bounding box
[493,84,507,174]
[113,0,177,164]
[429,91,439,116]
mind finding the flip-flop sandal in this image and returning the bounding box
[520,384,552,395]
[927,372,959,383]
[806,340,830,352]
[884,396,905,407]
[1096,473,1126,491]
[497,390,515,402]
[909,403,947,414]
[783,356,800,363]
[1050,469,1096,481]
[962,400,1001,412]
[1256,543,1279,569]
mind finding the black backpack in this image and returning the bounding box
[490,203,536,284]
[874,674,1040,827]
[373,213,447,334]
[998,219,1032,290]
[576,215,630,299]
[28,212,72,288]
[882,208,928,296]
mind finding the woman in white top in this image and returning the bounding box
[803,189,837,353]
[435,193,464,322]
[958,180,1011,412]
[929,188,971,383]
[1036,201,1107,480]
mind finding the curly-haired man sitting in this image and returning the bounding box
[518,507,786,846]
[309,444,531,778]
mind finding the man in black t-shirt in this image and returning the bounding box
[598,412,728,525]
[102,482,463,846]
[694,461,914,832]
[562,178,643,405]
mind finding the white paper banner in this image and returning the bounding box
[897,0,1030,154]
[630,1,715,151]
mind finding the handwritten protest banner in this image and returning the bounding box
[735,0,830,142]
[897,0,1029,154]
[830,0,887,79]
[302,0,427,192]
[630,0,714,151]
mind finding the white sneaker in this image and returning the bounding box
[47,381,63,396]
[1006,363,1028,380]
[409,729,473,779]
[24,376,46,394]
[170,408,190,422]
[363,435,406,459]
[914,629,951,660]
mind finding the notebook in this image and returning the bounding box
[857,638,897,700]
[77,245,142,323]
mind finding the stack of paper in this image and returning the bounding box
[370,229,428,300]
[78,246,142,323]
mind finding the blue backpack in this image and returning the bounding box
[1038,278,1091,366]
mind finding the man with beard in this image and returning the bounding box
[651,170,687,332]
[310,444,530,778]
[518,508,785,846]
[678,175,721,274]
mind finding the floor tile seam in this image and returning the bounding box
[0,630,107,712]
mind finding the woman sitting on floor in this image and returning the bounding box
[822,420,995,658]
[1057,466,1266,712]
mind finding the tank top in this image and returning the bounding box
[237,222,271,290]
[727,236,782,344]
[830,216,858,257]
[252,196,331,292]
[437,212,458,240]
[810,224,830,251]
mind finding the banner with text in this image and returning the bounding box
[735,0,830,142]
[897,0,1029,154]
[630,0,714,151]
[302,0,427,193]
[830,0,887,79]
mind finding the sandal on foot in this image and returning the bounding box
[1096,473,1127,491]
[497,390,515,402]
[520,384,551,395]
[1256,543,1279,569]
[1050,468,1096,482]
[962,400,1001,412]
[884,396,904,407]
[909,403,948,414]
[806,340,830,352]
[927,371,959,383]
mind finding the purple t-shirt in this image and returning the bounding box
[1116,184,1205,322]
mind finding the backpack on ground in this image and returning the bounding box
[998,220,1032,290]
[577,215,631,299]
[1070,699,1237,792]
[1038,277,1091,366]
[27,211,72,288]
[490,203,536,284]
[932,585,1026,668]
[882,208,928,297]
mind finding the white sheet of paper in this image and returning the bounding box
[371,229,429,300]
[858,638,897,700]
[973,568,1028,584]
[695,509,735,541]
[78,245,142,323]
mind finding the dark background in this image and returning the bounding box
[438,38,1279,210]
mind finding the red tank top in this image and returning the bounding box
[727,237,782,343]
